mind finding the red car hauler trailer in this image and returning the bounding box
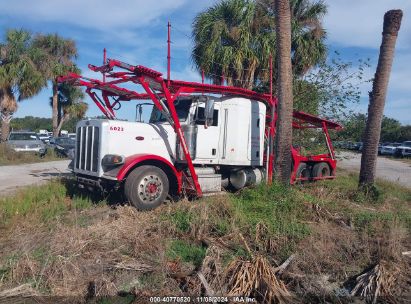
[59,58,341,210]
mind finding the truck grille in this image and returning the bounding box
[76,126,100,172]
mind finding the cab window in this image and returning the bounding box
[150,99,192,123]
[195,107,219,126]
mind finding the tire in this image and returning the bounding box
[295,163,310,182]
[312,162,330,178]
[395,149,404,158]
[124,165,169,211]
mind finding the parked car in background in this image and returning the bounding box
[395,141,411,157]
[50,137,75,158]
[7,132,47,157]
[68,133,76,140]
[343,141,353,150]
[60,130,69,137]
[380,143,401,155]
[353,142,362,151]
[378,143,383,155]
[37,133,51,144]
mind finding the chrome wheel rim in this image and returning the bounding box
[137,174,163,202]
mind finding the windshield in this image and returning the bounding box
[403,141,411,147]
[9,133,38,141]
[149,98,192,123]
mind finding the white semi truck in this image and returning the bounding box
[61,59,341,210]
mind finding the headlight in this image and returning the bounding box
[102,154,125,166]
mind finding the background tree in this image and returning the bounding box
[336,113,367,142]
[9,115,86,133]
[274,0,294,184]
[359,10,403,188]
[33,34,78,137]
[0,29,47,141]
[335,114,409,143]
[294,54,370,120]
[54,83,87,135]
[379,116,402,142]
[192,0,327,90]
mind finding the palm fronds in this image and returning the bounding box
[350,261,399,304]
[192,0,327,89]
[224,255,292,303]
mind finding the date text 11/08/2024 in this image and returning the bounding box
[149,296,256,303]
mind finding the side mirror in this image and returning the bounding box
[204,98,215,127]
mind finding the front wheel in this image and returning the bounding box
[125,165,169,210]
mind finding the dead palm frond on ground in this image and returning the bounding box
[224,254,292,303]
[350,261,400,304]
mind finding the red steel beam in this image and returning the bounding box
[59,57,341,198]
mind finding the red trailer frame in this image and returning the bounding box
[59,57,341,197]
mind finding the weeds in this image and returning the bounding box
[0,143,61,166]
[0,179,95,226]
[169,209,193,233]
[0,171,409,302]
[233,183,310,238]
[167,240,207,268]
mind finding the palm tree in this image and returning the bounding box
[55,83,88,134]
[192,0,327,89]
[359,10,403,188]
[33,34,78,137]
[0,30,47,141]
[274,0,294,184]
[289,0,327,75]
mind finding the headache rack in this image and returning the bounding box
[59,54,341,197]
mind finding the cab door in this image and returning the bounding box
[194,103,220,163]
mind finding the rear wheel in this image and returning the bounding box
[295,163,310,182]
[125,165,169,210]
[312,162,330,178]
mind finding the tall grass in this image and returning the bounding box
[232,183,311,239]
[0,180,95,226]
[0,143,61,166]
[0,172,410,299]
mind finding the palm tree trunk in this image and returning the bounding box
[274,0,294,184]
[56,113,69,136]
[359,10,403,188]
[52,81,59,137]
[1,112,12,142]
[57,96,62,128]
[0,88,17,142]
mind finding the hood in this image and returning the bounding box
[8,140,44,147]
[56,143,75,149]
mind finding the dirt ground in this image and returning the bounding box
[0,153,409,197]
[337,151,411,189]
[0,160,71,196]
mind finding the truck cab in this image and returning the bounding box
[74,95,266,209]
[61,58,341,211]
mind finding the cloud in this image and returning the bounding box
[0,0,189,31]
[389,52,411,93]
[385,98,411,124]
[324,0,411,49]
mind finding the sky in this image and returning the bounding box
[0,0,410,124]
